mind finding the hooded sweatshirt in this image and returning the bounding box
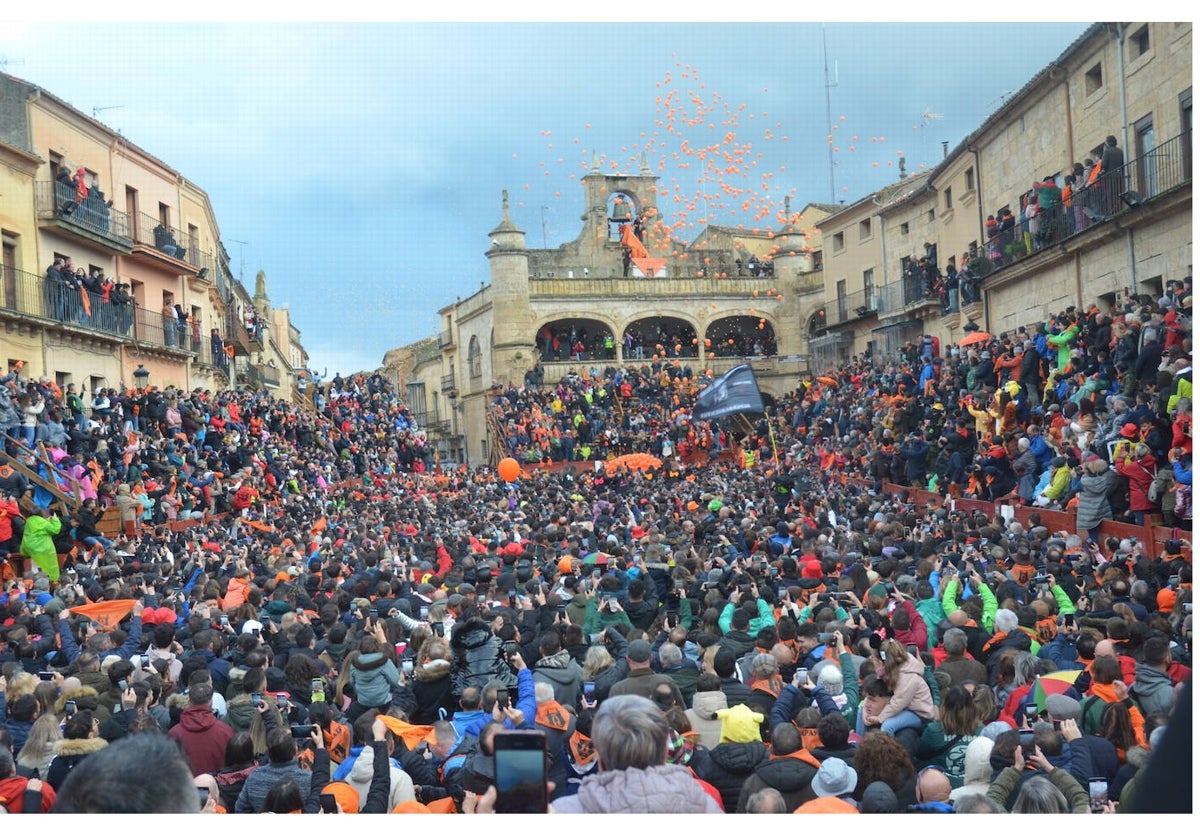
[553,764,724,813]
[169,704,234,775]
[686,691,729,750]
[1130,663,1175,717]
[344,744,416,811]
[534,649,584,707]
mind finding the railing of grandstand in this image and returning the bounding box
[0,265,198,352]
[965,129,1191,283]
[35,181,133,247]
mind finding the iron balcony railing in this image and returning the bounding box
[35,181,133,247]
[964,129,1191,282]
[440,373,457,393]
[877,275,942,318]
[826,287,879,326]
[0,265,199,351]
[131,211,193,264]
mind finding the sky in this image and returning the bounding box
[2,14,1096,375]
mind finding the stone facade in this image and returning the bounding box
[811,22,1191,367]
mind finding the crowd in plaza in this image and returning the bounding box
[0,268,1193,814]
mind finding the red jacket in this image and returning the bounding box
[170,704,234,776]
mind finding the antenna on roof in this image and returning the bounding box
[0,53,25,71]
[822,24,839,205]
[92,105,123,120]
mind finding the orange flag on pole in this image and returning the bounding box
[620,224,649,259]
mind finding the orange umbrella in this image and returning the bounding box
[958,330,992,347]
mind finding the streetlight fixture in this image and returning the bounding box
[133,364,150,389]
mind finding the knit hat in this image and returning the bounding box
[817,668,844,695]
[859,780,899,813]
[811,757,858,798]
[557,557,574,574]
[1121,423,1139,438]
[1157,588,1178,612]
[803,559,823,578]
[1045,693,1082,722]
[322,781,360,814]
[43,597,66,616]
[715,704,763,743]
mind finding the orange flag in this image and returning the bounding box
[620,223,649,259]
[310,516,327,535]
[377,715,433,750]
[80,290,91,317]
[69,599,136,632]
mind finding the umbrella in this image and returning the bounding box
[958,330,992,347]
[1031,670,1084,711]
[582,551,612,566]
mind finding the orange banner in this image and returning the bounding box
[69,599,136,632]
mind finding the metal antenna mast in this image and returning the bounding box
[822,24,839,204]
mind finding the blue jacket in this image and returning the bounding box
[456,668,537,741]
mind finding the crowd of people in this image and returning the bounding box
[43,256,138,337]
[0,273,1193,814]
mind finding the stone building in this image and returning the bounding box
[395,164,830,467]
[814,22,1191,368]
[0,71,307,400]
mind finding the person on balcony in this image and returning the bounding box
[162,302,176,347]
[1099,135,1125,214]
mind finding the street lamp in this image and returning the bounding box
[133,364,150,389]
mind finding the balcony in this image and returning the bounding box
[35,181,133,252]
[126,211,197,272]
[255,364,281,388]
[439,329,456,349]
[965,129,1191,287]
[877,276,941,319]
[0,265,195,353]
[440,373,457,395]
[825,288,879,327]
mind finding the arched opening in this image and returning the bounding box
[806,308,827,338]
[705,316,777,358]
[607,192,638,241]
[536,317,616,362]
[623,316,699,360]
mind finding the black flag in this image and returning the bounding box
[693,364,765,421]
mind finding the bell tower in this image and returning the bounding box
[486,190,536,384]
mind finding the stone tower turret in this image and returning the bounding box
[486,190,536,386]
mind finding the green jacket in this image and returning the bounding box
[941,578,998,633]
[915,596,946,651]
[583,597,634,638]
[718,598,776,636]
[986,765,1089,813]
[1046,322,1080,371]
[20,514,63,582]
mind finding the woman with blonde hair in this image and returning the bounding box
[16,713,62,779]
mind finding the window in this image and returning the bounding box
[832,231,845,252]
[55,371,72,389]
[965,167,975,192]
[900,222,910,235]
[1181,88,1192,181]
[811,249,823,270]
[859,219,871,240]
[863,268,874,303]
[1085,62,1103,95]
[125,186,139,227]
[1131,24,1150,58]
[836,279,847,321]
[1133,113,1157,196]
[2,231,17,310]
[943,187,953,210]
[188,224,199,257]
[927,209,935,222]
